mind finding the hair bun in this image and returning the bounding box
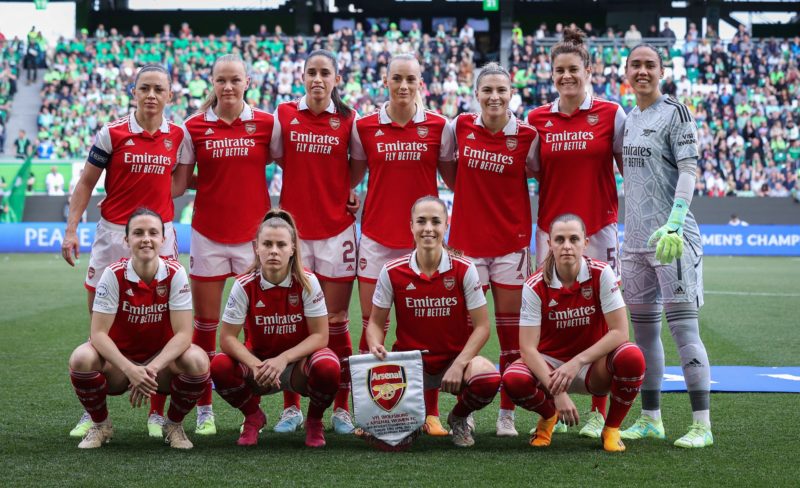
[561,27,586,45]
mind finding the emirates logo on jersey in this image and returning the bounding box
[369,364,407,412]
[506,137,518,151]
[443,276,455,290]
[288,293,300,307]
[156,284,168,297]
[359,257,368,271]
[417,126,428,138]
[329,117,341,130]
[163,138,173,150]
[245,123,257,135]
[587,114,599,126]
[581,285,593,300]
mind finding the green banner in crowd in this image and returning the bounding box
[2,157,32,223]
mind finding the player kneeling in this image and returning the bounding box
[365,196,501,448]
[68,208,208,449]
[210,209,340,448]
[502,214,645,452]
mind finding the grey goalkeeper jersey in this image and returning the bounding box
[622,95,702,253]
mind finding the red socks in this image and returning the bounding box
[452,371,501,417]
[501,363,556,419]
[149,393,167,416]
[496,313,521,411]
[192,316,218,407]
[70,369,109,423]
[328,320,352,411]
[424,388,440,417]
[167,372,210,423]
[210,353,260,416]
[303,348,341,420]
[605,343,645,428]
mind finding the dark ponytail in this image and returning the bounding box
[550,27,590,67]
[304,49,354,119]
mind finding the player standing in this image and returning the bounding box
[62,64,185,439]
[619,45,713,448]
[449,62,538,437]
[502,213,645,452]
[174,54,278,436]
[526,27,626,437]
[270,50,358,435]
[211,209,340,448]
[68,208,209,449]
[365,196,501,448]
[350,53,456,436]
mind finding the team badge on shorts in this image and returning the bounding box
[587,114,599,126]
[417,126,428,138]
[245,123,256,135]
[87,267,95,279]
[368,364,407,412]
[581,285,593,300]
[163,138,173,150]
[443,276,455,291]
[329,117,341,130]
[156,284,168,297]
[506,137,518,150]
[288,293,299,307]
[359,257,367,271]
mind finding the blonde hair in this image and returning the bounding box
[199,54,249,113]
[248,208,311,292]
[542,213,586,286]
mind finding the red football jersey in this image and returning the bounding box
[87,114,184,224]
[92,257,192,363]
[449,112,538,257]
[222,270,328,360]
[527,97,625,236]
[272,97,356,240]
[351,103,455,249]
[520,257,625,362]
[372,251,486,373]
[181,104,276,244]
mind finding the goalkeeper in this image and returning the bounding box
[617,45,713,449]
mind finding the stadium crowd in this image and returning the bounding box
[7,21,800,198]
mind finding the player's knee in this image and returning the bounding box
[328,310,349,324]
[178,345,210,375]
[501,363,535,400]
[308,349,341,383]
[468,355,496,375]
[610,343,646,376]
[209,352,235,382]
[69,342,101,371]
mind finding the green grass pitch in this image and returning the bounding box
[1,254,798,486]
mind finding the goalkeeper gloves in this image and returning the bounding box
[648,198,688,265]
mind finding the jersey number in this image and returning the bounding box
[606,248,617,271]
[342,241,356,264]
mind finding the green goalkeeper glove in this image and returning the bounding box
[648,198,689,265]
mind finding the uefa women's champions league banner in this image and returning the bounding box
[349,351,426,448]
[2,223,799,256]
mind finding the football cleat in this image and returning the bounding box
[163,422,193,449]
[305,418,326,448]
[530,414,558,448]
[579,411,605,439]
[447,412,475,447]
[237,409,266,446]
[534,419,567,436]
[496,412,519,437]
[332,408,355,434]
[273,406,304,433]
[195,410,216,436]
[674,422,713,448]
[69,411,92,438]
[147,413,165,438]
[78,421,113,449]
[601,426,626,452]
[620,414,666,440]
[423,415,450,436]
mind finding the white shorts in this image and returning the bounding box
[357,234,412,283]
[86,218,177,290]
[540,353,598,396]
[535,222,619,276]
[620,245,704,307]
[300,223,358,282]
[189,229,254,281]
[468,248,531,288]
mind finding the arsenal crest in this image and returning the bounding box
[368,364,407,412]
[587,114,599,126]
[581,286,593,300]
[417,126,428,138]
[163,138,173,150]
[506,137,518,151]
[443,276,455,291]
[156,284,168,297]
[359,257,368,271]
[329,117,341,130]
[288,293,300,307]
[245,123,256,135]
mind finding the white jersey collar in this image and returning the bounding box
[408,249,452,277]
[379,101,426,125]
[548,257,591,289]
[129,111,170,134]
[298,95,337,114]
[474,110,518,136]
[550,94,594,113]
[259,270,293,290]
[125,257,169,284]
[205,103,254,122]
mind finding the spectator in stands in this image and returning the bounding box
[36,136,54,159]
[225,23,240,40]
[14,130,30,159]
[728,214,748,226]
[624,25,642,49]
[45,165,65,195]
[660,21,676,47]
